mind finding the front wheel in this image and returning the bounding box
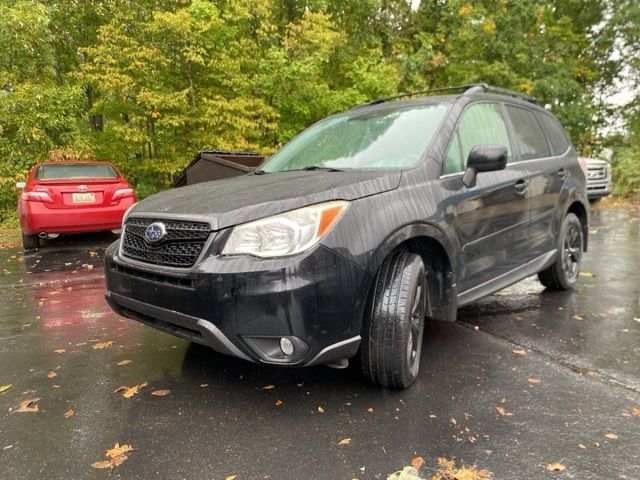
[538,213,583,290]
[361,251,427,389]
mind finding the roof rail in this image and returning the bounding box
[360,83,537,107]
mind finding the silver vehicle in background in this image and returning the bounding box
[583,157,612,200]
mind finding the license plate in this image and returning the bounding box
[72,192,95,203]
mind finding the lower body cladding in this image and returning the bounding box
[104,242,371,367]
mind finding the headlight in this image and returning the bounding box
[222,201,349,258]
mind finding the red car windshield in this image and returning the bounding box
[35,164,119,180]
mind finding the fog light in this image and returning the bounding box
[280,337,294,356]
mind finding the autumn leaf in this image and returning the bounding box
[579,271,595,277]
[64,409,74,418]
[47,371,57,378]
[260,384,275,390]
[54,349,66,353]
[225,476,237,480]
[546,463,566,471]
[114,381,148,398]
[106,443,135,458]
[15,398,41,413]
[411,456,424,471]
[367,407,374,413]
[318,406,325,413]
[338,438,351,445]
[275,399,283,406]
[604,433,618,440]
[93,341,113,350]
[512,349,527,356]
[0,384,11,393]
[116,360,132,366]
[496,406,506,416]
[527,377,541,384]
[151,389,170,397]
[450,417,457,426]
[632,407,640,417]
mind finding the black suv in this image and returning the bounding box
[104,84,588,389]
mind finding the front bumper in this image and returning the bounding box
[104,240,371,366]
[587,179,612,199]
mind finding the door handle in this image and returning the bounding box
[514,179,529,195]
[557,168,568,180]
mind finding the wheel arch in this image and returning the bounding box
[567,200,589,252]
[364,223,458,323]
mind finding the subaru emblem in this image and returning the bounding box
[144,222,166,243]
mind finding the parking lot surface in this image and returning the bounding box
[1,206,638,479]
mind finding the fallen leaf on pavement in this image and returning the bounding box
[47,371,57,378]
[411,456,424,470]
[225,476,237,480]
[338,438,351,445]
[151,389,170,397]
[546,463,566,472]
[318,406,325,413]
[114,381,148,398]
[512,349,527,356]
[275,399,283,406]
[15,398,40,413]
[54,349,66,353]
[0,384,11,393]
[605,433,618,440]
[64,409,74,418]
[116,360,132,366]
[631,407,640,417]
[528,377,541,384]
[260,384,275,390]
[3,445,12,450]
[432,457,491,480]
[367,407,374,413]
[578,444,586,449]
[496,406,506,416]
[106,443,135,458]
[579,272,595,277]
[93,341,113,350]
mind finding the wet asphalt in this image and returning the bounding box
[0,206,638,480]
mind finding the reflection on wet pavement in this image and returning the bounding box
[0,210,638,480]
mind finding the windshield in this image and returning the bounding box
[36,164,119,180]
[261,103,449,172]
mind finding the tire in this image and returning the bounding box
[22,233,39,250]
[538,213,583,290]
[361,251,427,389]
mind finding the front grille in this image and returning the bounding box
[121,217,211,267]
[111,262,194,288]
[588,166,606,180]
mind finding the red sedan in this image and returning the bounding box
[17,161,136,250]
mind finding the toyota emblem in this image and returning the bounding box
[77,184,88,192]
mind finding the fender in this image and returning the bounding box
[555,176,590,251]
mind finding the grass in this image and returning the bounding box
[0,213,20,248]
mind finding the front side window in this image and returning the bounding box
[443,102,512,174]
[505,106,551,160]
[36,163,119,180]
[260,104,449,172]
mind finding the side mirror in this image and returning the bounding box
[15,181,26,189]
[462,145,508,188]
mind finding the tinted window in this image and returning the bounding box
[444,103,512,174]
[505,106,551,160]
[36,164,119,180]
[261,104,449,172]
[536,112,571,156]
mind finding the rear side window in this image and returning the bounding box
[444,102,512,174]
[505,106,551,160]
[536,112,571,156]
[36,164,119,180]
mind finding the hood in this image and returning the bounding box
[129,170,401,230]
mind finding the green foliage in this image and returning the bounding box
[1,0,640,216]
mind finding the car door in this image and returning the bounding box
[503,105,565,259]
[439,102,531,299]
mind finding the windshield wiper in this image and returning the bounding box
[286,165,346,172]
[252,169,268,175]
